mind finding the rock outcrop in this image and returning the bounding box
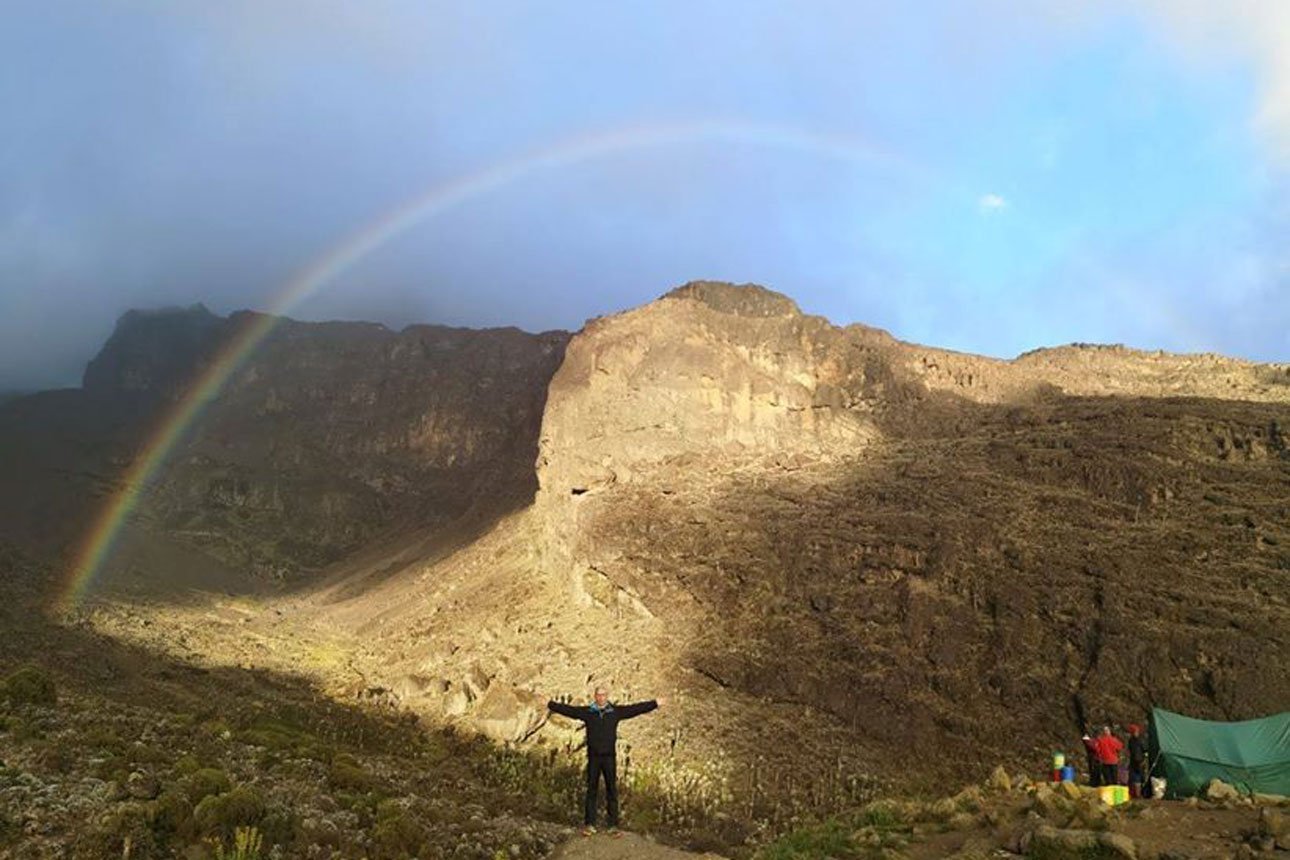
[0,307,570,582]
[518,281,1290,783]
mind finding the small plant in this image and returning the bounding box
[327,755,382,794]
[149,789,195,839]
[756,818,859,860]
[194,786,266,839]
[210,825,263,860]
[1,665,56,706]
[371,799,427,859]
[184,768,233,804]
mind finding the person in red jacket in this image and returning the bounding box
[1093,725,1124,786]
[1081,730,1101,787]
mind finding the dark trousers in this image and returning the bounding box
[584,753,618,826]
[1101,763,1119,786]
[1087,753,1101,786]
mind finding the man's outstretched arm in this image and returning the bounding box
[614,698,660,720]
[547,699,589,720]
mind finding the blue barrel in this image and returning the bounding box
[1060,765,1076,782]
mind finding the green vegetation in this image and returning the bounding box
[193,786,267,839]
[211,826,264,860]
[1,665,56,706]
[371,799,428,859]
[184,767,233,804]
[758,819,856,859]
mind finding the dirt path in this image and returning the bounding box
[549,831,728,860]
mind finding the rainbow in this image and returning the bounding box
[54,118,907,611]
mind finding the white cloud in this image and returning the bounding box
[1133,1,1290,162]
[979,193,1008,214]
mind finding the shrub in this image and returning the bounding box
[80,803,158,859]
[757,819,859,860]
[0,808,18,846]
[193,786,266,839]
[211,826,264,860]
[149,789,195,839]
[1,665,55,706]
[184,768,233,804]
[82,726,126,754]
[327,756,381,794]
[371,800,427,859]
[173,753,204,776]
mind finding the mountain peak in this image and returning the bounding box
[663,280,801,318]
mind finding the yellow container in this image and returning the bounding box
[1052,752,1066,769]
[1098,785,1129,806]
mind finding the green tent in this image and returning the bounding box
[1149,708,1290,798]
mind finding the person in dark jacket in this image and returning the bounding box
[547,686,664,834]
[1127,723,1147,797]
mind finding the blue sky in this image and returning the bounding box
[1,1,1286,389]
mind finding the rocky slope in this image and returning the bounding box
[310,282,1289,802]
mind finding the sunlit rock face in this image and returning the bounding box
[517,280,1290,783]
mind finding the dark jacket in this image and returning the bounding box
[547,699,657,755]
[1128,736,1146,768]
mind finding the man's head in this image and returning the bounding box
[1100,725,1112,736]
[593,686,608,708]
[1128,723,1141,737]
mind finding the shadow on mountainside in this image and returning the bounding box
[0,318,567,609]
[583,390,1289,798]
[0,544,740,859]
[0,543,580,859]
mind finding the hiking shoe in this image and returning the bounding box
[608,827,624,839]
[580,826,597,837]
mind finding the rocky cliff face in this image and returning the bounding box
[516,281,1290,783]
[0,307,570,583]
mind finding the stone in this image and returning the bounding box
[1030,825,1136,860]
[1258,806,1285,838]
[1058,780,1083,801]
[986,765,1011,793]
[1100,832,1138,859]
[462,663,492,700]
[1204,779,1241,803]
[474,685,546,743]
[442,686,471,717]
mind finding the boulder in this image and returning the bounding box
[442,685,471,717]
[462,664,492,700]
[1032,784,1071,822]
[1258,806,1288,850]
[1030,825,1136,859]
[474,686,546,743]
[985,765,1011,793]
[1203,778,1241,803]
